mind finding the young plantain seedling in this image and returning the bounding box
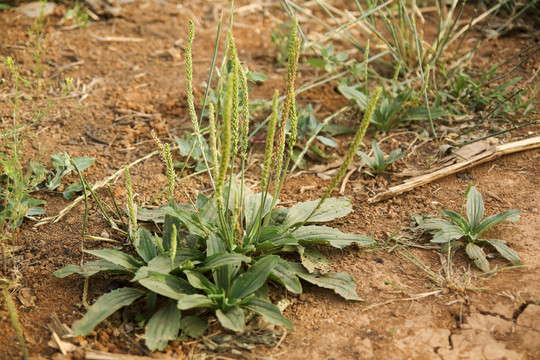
[357,140,405,172]
[418,184,521,272]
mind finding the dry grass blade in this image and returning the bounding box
[362,290,442,312]
[85,350,175,360]
[90,34,145,42]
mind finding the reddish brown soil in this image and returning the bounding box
[1,1,539,360]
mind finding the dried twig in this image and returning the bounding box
[369,136,540,203]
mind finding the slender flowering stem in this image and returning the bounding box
[251,90,279,243]
[186,20,214,187]
[208,103,218,179]
[125,166,137,239]
[228,30,241,154]
[296,87,382,229]
[261,91,279,193]
[164,143,175,203]
[216,76,234,211]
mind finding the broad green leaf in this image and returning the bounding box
[475,210,521,236]
[133,250,202,281]
[229,256,279,300]
[62,182,83,200]
[206,234,229,290]
[294,225,374,249]
[269,258,302,294]
[242,297,293,329]
[135,227,157,263]
[255,226,298,252]
[201,252,251,269]
[164,207,209,238]
[138,272,196,300]
[338,84,368,110]
[84,249,142,272]
[281,197,353,230]
[483,239,521,265]
[198,196,219,225]
[386,149,405,164]
[26,206,45,217]
[400,107,447,122]
[418,218,453,231]
[246,70,267,82]
[465,243,490,272]
[372,141,385,168]
[136,205,166,224]
[145,301,180,351]
[53,259,128,278]
[322,123,356,136]
[178,294,214,310]
[290,263,362,301]
[441,210,468,229]
[29,160,48,185]
[216,307,245,332]
[206,233,225,256]
[73,288,145,336]
[195,193,211,209]
[243,193,273,235]
[466,186,484,230]
[432,225,466,243]
[357,151,376,169]
[184,270,218,294]
[180,316,207,338]
[298,245,331,274]
[316,135,338,148]
[306,58,325,69]
[162,214,182,251]
[50,153,69,173]
[133,254,171,281]
[72,156,95,172]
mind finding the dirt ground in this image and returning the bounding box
[1,1,539,359]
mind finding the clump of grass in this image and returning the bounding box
[280,0,538,135]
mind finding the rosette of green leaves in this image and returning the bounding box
[418,184,521,271]
[357,140,405,172]
[54,215,204,351]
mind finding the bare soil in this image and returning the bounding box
[1,1,539,359]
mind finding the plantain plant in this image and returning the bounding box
[357,140,405,172]
[418,184,521,272]
[55,17,382,351]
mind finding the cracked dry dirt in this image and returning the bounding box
[1,1,540,359]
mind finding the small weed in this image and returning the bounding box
[307,44,349,74]
[270,20,296,66]
[174,132,212,173]
[338,67,447,133]
[64,1,89,28]
[357,140,405,173]
[1,3,74,235]
[418,184,521,272]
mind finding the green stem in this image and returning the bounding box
[2,288,29,360]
